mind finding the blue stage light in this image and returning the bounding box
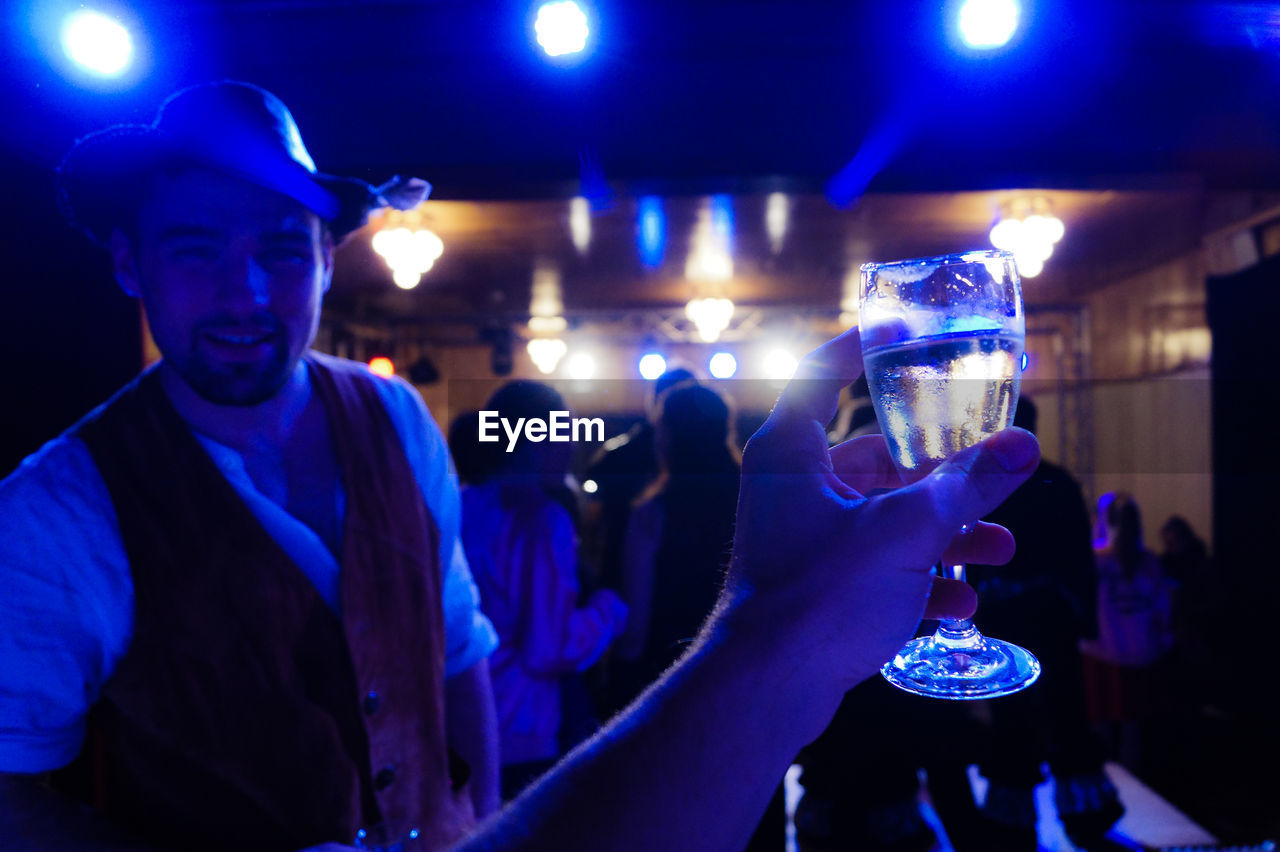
[637,197,667,269]
[61,9,134,76]
[535,1,589,57]
[639,353,667,381]
[709,352,737,380]
[958,0,1019,49]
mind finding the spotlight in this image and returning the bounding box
[708,352,738,380]
[763,349,799,382]
[535,1,589,57]
[566,351,597,381]
[61,10,133,76]
[582,479,599,494]
[367,357,395,378]
[958,0,1019,50]
[639,353,667,381]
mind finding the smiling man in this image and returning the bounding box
[0,82,499,851]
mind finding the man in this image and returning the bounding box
[0,81,498,850]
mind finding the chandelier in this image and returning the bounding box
[527,338,568,374]
[685,296,735,343]
[371,205,444,289]
[988,196,1065,278]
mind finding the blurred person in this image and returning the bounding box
[1159,516,1208,586]
[582,366,697,593]
[932,397,1123,852]
[449,410,499,487]
[1158,515,1221,689]
[0,82,499,850]
[796,397,1123,852]
[615,384,741,685]
[459,380,628,802]
[1081,492,1175,773]
[612,384,783,851]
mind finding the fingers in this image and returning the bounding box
[922,577,978,621]
[772,327,865,429]
[884,428,1039,542]
[829,435,902,495]
[744,328,865,475]
[939,521,1015,566]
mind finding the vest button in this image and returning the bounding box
[363,691,380,715]
[374,765,397,790]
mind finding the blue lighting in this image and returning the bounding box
[1021,351,1030,372]
[61,9,134,76]
[710,194,734,251]
[637,196,666,269]
[709,352,737,380]
[958,0,1020,49]
[639,353,667,381]
[535,1,589,57]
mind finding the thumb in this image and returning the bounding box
[881,428,1040,546]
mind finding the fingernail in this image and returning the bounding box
[991,429,1036,471]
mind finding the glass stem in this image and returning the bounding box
[936,521,979,643]
[937,561,977,638]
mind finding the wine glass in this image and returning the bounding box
[859,249,1041,699]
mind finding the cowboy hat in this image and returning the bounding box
[57,80,428,246]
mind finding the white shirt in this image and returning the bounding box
[0,367,497,773]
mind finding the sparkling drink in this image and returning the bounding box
[861,250,1039,700]
[864,329,1023,478]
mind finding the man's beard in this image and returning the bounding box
[176,316,296,407]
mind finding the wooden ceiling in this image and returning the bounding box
[328,186,1209,327]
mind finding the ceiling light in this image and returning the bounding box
[535,1,589,57]
[527,338,568,375]
[958,0,1019,49]
[709,352,738,379]
[639,353,667,381]
[372,224,443,290]
[565,351,597,381]
[62,10,133,76]
[685,297,735,343]
[763,349,799,382]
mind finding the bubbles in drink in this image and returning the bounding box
[864,329,1023,475]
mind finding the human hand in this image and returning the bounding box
[590,587,630,636]
[720,327,1039,701]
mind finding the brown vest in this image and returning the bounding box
[71,353,473,850]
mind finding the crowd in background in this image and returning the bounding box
[448,376,1218,852]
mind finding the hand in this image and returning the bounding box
[590,587,630,635]
[721,327,1040,697]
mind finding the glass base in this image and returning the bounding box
[881,623,1041,700]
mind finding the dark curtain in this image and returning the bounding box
[1206,253,1280,708]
